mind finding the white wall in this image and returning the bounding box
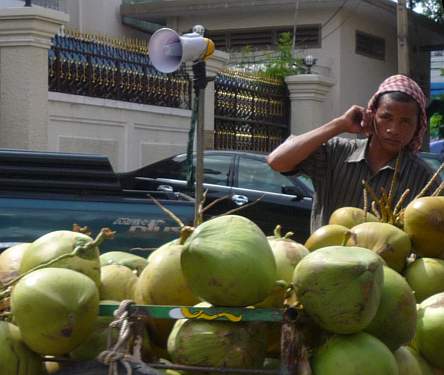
[48,92,192,172]
[64,0,147,39]
[338,6,397,114]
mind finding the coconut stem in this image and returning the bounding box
[274,225,282,238]
[432,181,444,196]
[1,228,114,290]
[362,180,382,219]
[388,154,401,208]
[2,251,79,289]
[201,194,230,215]
[363,188,369,221]
[148,194,185,228]
[414,161,444,200]
[195,190,208,227]
[392,188,411,227]
[75,227,115,258]
[341,230,353,246]
[218,194,265,217]
[72,223,92,236]
[178,226,194,245]
[284,231,294,239]
[379,187,393,224]
[371,201,381,220]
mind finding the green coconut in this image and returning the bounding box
[19,230,103,287]
[260,225,309,308]
[416,292,444,369]
[167,306,267,374]
[404,197,444,258]
[257,225,309,358]
[328,207,379,229]
[365,266,417,351]
[181,215,277,307]
[100,251,148,276]
[134,238,199,348]
[405,258,444,303]
[304,224,351,251]
[0,321,45,375]
[11,267,99,356]
[99,264,138,301]
[293,246,384,334]
[0,242,30,284]
[134,239,198,306]
[394,346,434,375]
[69,316,114,361]
[312,332,398,375]
[346,222,411,272]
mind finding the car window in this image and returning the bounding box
[420,153,444,180]
[202,155,232,186]
[237,156,299,193]
[173,154,232,186]
[297,174,314,191]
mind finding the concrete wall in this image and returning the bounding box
[338,6,397,113]
[48,92,192,172]
[64,0,146,39]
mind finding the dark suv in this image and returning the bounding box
[118,151,313,242]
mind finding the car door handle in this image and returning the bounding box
[232,194,249,206]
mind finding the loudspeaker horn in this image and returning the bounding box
[149,28,215,73]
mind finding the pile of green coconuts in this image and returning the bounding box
[0,195,443,375]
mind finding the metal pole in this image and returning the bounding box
[194,88,205,223]
[397,0,409,75]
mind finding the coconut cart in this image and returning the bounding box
[53,296,311,375]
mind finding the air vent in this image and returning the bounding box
[356,31,385,61]
[207,25,321,51]
[293,25,321,48]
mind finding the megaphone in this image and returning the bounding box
[149,27,215,73]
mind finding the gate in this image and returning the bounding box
[214,69,290,153]
[48,30,191,109]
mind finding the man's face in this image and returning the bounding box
[373,95,419,154]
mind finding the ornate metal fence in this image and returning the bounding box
[48,31,191,109]
[214,70,289,153]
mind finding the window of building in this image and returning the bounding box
[206,25,321,51]
[355,31,385,61]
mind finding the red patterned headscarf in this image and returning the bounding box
[366,74,427,153]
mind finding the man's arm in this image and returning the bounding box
[267,105,371,173]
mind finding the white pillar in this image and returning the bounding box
[203,50,229,149]
[285,74,335,135]
[0,6,68,150]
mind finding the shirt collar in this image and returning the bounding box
[345,137,411,174]
[345,138,369,163]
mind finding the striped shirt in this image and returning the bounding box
[295,137,441,232]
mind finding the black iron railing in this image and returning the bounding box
[214,70,289,153]
[48,32,191,109]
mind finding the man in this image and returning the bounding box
[267,75,440,232]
